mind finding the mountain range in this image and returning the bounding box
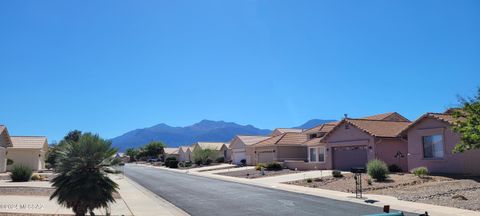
[111,119,335,151]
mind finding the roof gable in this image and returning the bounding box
[10,136,48,150]
[254,132,307,147]
[0,125,13,148]
[271,128,303,136]
[361,112,410,122]
[194,142,227,151]
[399,112,457,135]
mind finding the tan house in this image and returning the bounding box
[271,128,303,137]
[229,135,270,165]
[7,136,48,171]
[401,112,480,175]
[0,126,13,172]
[191,142,228,160]
[252,132,308,164]
[178,146,192,162]
[301,112,411,171]
[163,148,180,160]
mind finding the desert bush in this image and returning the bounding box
[265,162,282,171]
[10,165,33,182]
[215,157,225,163]
[31,174,41,181]
[165,157,179,168]
[367,159,389,181]
[255,163,266,171]
[411,167,429,178]
[388,164,403,173]
[332,170,343,178]
[6,158,13,166]
[185,161,193,167]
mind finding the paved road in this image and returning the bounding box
[124,164,414,216]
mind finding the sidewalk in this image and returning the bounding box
[144,164,479,216]
[112,174,189,216]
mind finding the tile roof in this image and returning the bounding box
[236,135,271,146]
[272,128,304,134]
[399,112,460,135]
[179,146,191,152]
[343,119,411,138]
[254,132,308,147]
[10,136,48,149]
[164,148,179,154]
[303,122,339,134]
[303,137,324,146]
[195,142,227,150]
[360,112,409,122]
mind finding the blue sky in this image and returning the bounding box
[0,1,479,142]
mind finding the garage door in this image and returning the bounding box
[232,151,246,164]
[332,146,368,171]
[258,152,274,163]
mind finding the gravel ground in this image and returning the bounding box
[217,168,302,179]
[286,173,480,211]
[0,186,122,198]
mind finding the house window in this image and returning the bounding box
[318,147,325,162]
[423,135,444,159]
[309,148,317,162]
[309,147,326,163]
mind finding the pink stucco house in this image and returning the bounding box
[401,111,480,175]
[287,112,411,171]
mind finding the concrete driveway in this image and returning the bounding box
[124,164,413,216]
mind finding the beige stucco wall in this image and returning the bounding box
[245,146,256,165]
[7,148,44,171]
[407,117,480,175]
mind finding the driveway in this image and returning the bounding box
[124,164,414,216]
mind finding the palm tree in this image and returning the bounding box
[50,133,119,216]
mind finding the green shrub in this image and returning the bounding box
[165,157,179,168]
[6,158,13,166]
[332,170,343,178]
[205,159,213,165]
[265,162,282,171]
[185,161,193,167]
[240,159,246,166]
[194,159,202,166]
[411,167,429,178]
[367,159,389,181]
[31,174,41,181]
[306,178,313,183]
[255,163,266,171]
[10,165,33,182]
[388,164,403,173]
[215,157,225,163]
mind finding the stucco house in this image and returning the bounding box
[294,112,411,171]
[252,132,308,164]
[229,135,270,165]
[178,146,192,162]
[401,112,480,175]
[191,142,228,160]
[163,148,180,160]
[0,126,13,172]
[7,136,48,171]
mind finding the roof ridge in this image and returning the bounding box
[347,118,410,122]
[10,135,47,138]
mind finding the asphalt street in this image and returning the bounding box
[124,164,415,216]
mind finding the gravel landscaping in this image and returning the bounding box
[286,173,480,211]
[0,186,121,198]
[217,168,302,179]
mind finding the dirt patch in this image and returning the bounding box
[286,173,480,211]
[217,169,302,179]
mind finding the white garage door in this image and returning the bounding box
[233,151,246,164]
[258,152,274,163]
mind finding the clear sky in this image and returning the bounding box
[0,1,479,142]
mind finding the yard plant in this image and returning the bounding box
[10,164,33,182]
[50,132,119,216]
[192,148,217,165]
[332,170,343,178]
[265,162,282,171]
[411,167,429,178]
[165,157,179,168]
[367,159,389,181]
[255,163,266,171]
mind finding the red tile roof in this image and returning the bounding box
[254,132,308,147]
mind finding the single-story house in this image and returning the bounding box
[297,112,411,171]
[0,126,13,173]
[178,146,192,162]
[225,142,232,162]
[271,128,304,137]
[229,135,270,165]
[252,132,308,164]
[7,136,48,171]
[163,148,180,160]
[401,111,480,175]
[191,142,229,160]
